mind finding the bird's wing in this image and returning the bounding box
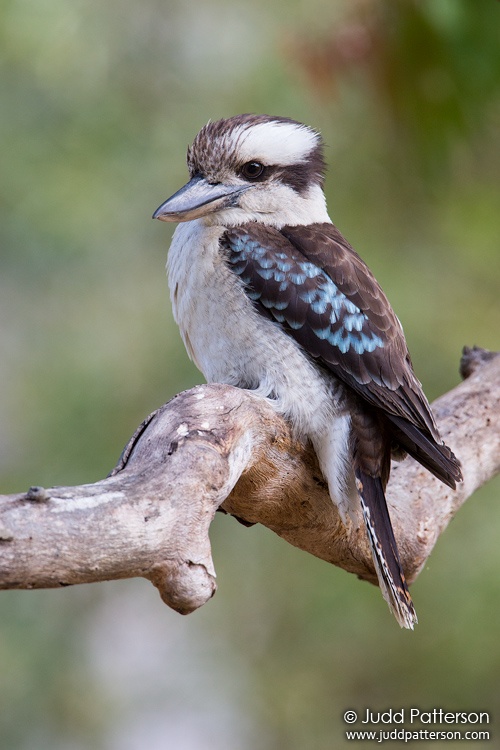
[222,221,434,430]
[221,222,461,487]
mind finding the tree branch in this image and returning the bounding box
[0,347,499,613]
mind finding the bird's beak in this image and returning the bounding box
[153,174,251,223]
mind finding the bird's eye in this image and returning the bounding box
[240,161,265,180]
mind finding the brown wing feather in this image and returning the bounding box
[222,222,462,487]
[280,223,440,437]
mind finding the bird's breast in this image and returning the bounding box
[166,220,344,436]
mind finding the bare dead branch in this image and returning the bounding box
[0,347,499,613]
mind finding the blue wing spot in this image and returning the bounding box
[298,261,322,279]
[344,298,359,315]
[310,295,330,315]
[335,336,351,354]
[313,326,332,341]
[343,313,365,332]
[274,299,289,311]
[256,267,275,280]
[313,318,385,354]
[360,332,384,352]
[228,232,385,356]
[261,297,275,308]
[257,257,275,270]
[297,289,318,304]
[234,235,266,258]
[275,259,293,273]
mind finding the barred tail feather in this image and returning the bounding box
[355,469,417,630]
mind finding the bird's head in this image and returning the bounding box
[153,114,329,228]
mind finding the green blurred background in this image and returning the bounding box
[1,0,499,747]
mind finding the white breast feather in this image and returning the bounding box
[167,220,341,432]
[167,219,358,520]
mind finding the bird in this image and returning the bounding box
[153,114,462,629]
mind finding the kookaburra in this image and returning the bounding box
[153,114,462,629]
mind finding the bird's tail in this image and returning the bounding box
[387,414,462,490]
[355,468,417,630]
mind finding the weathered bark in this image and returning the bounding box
[0,347,498,614]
